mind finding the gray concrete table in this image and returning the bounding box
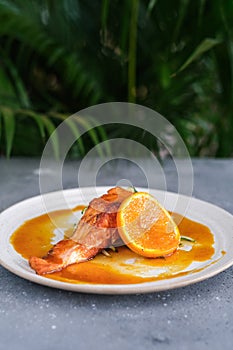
[0,158,233,350]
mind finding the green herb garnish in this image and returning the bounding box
[81,207,87,215]
[181,235,196,243]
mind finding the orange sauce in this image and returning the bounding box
[10,207,220,285]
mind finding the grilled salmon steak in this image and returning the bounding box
[29,187,132,275]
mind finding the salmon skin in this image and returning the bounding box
[29,187,132,275]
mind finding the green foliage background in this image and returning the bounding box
[0,0,232,158]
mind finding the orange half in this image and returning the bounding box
[117,192,180,258]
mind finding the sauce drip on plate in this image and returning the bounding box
[10,207,222,285]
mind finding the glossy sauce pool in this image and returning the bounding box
[10,206,222,285]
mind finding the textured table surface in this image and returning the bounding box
[0,158,233,350]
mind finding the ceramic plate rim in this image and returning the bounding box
[0,187,233,294]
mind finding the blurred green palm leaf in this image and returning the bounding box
[0,0,232,157]
[173,38,223,75]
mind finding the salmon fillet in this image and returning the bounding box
[29,187,132,275]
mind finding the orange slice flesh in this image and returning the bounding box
[117,192,180,258]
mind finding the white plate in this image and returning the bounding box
[0,187,233,294]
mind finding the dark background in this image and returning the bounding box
[0,0,232,158]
